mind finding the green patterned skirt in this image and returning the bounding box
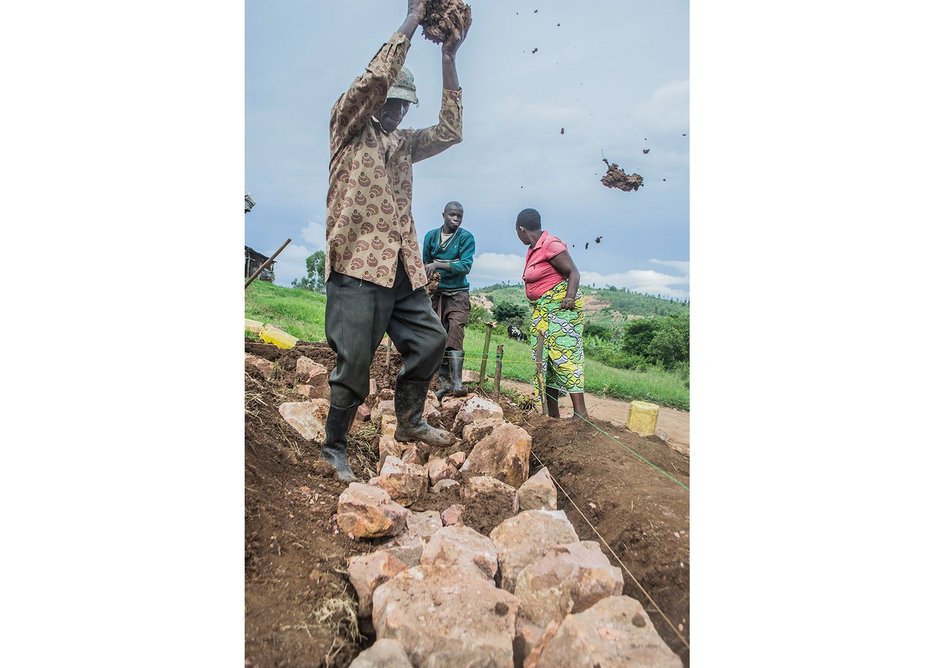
[529,281,585,399]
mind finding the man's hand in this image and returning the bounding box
[425,262,440,278]
[560,297,576,310]
[443,15,472,59]
[407,0,427,21]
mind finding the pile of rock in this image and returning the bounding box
[331,393,681,667]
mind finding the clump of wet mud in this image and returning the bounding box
[425,271,441,296]
[421,0,472,45]
[601,158,644,192]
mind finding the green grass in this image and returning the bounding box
[243,281,689,410]
[458,326,689,410]
[244,280,326,342]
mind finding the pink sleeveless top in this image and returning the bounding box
[523,231,567,300]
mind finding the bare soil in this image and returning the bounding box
[420,0,472,45]
[601,157,644,192]
[245,340,690,666]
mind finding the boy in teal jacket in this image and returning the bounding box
[423,201,475,399]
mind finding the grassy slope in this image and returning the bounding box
[245,280,327,342]
[474,284,688,328]
[245,281,689,410]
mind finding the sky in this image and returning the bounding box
[246,0,689,299]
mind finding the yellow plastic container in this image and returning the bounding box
[259,324,298,349]
[627,401,659,437]
[244,318,264,335]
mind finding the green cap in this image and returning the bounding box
[387,65,418,105]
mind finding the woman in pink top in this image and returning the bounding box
[516,208,588,420]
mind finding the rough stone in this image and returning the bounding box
[462,416,505,446]
[372,456,428,507]
[441,504,464,526]
[489,510,579,592]
[462,369,481,383]
[525,596,682,667]
[245,353,274,379]
[400,444,421,465]
[514,541,625,659]
[278,399,330,442]
[378,510,443,567]
[347,550,408,618]
[294,384,312,399]
[374,400,397,427]
[432,479,460,494]
[349,638,413,668]
[461,476,517,518]
[372,565,519,668]
[516,466,558,512]
[461,422,532,488]
[454,396,505,434]
[378,434,404,471]
[424,398,441,425]
[356,403,371,423]
[294,356,330,399]
[337,483,408,539]
[446,451,467,467]
[427,457,458,486]
[420,524,499,580]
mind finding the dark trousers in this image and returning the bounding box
[325,263,447,408]
[431,291,470,350]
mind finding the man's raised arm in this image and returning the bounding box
[409,18,471,163]
[329,1,427,158]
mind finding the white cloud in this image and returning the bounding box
[580,268,689,300]
[301,219,326,250]
[471,252,526,288]
[633,79,690,132]
[471,253,689,300]
[649,259,690,275]
[272,242,313,287]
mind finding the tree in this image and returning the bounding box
[621,318,659,359]
[648,314,689,369]
[492,301,527,330]
[291,250,326,293]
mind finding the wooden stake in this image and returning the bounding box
[479,321,494,385]
[494,344,504,400]
[244,238,292,289]
[534,332,547,415]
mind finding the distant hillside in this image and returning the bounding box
[473,283,688,328]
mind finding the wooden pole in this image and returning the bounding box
[245,238,292,289]
[479,322,494,386]
[534,332,547,415]
[385,336,392,372]
[494,344,504,400]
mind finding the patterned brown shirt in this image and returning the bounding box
[326,32,463,289]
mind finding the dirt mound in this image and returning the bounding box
[601,158,644,192]
[420,0,472,45]
[245,340,690,666]
[581,294,611,313]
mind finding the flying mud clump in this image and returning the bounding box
[421,0,472,44]
[600,158,644,192]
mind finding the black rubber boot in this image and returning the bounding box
[450,350,468,397]
[435,356,452,401]
[320,404,359,482]
[394,379,457,447]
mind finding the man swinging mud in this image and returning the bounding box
[319,0,471,481]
